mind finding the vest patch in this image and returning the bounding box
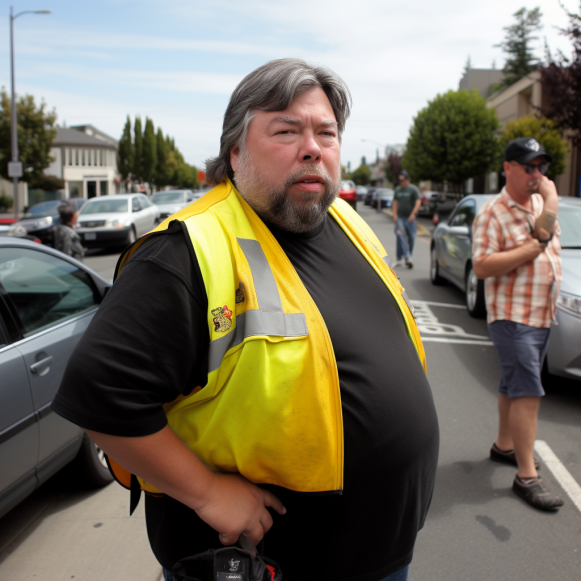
[235,282,246,304]
[212,305,233,332]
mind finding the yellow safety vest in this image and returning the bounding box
[108,179,426,497]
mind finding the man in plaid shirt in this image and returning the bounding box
[473,138,563,511]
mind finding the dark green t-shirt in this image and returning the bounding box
[394,184,420,218]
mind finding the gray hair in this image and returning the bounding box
[205,58,352,186]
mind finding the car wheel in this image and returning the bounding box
[466,265,486,318]
[430,244,446,285]
[70,433,114,488]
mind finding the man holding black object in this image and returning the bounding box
[53,58,439,581]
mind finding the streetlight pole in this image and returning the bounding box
[9,6,51,218]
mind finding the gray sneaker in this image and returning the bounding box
[405,258,413,269]
[513,476,563,511]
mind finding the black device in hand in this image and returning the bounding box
[172,535,283,581]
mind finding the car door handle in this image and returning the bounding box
[30,356,54,374]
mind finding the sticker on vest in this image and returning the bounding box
[212,305,233,332]
[236,282,246,304]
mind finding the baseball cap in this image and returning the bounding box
[505,137,552,164]
[400,169,410,179]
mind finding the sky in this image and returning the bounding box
[0,0,577,171]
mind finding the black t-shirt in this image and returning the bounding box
[53,217,439,581]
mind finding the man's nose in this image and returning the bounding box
[300,135,322,162]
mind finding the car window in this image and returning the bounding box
[558,205,581,248]
[80,199,128,214]
[449,200,476,227]
[131,198,142,212]
[0,248,100,337]
[140,195,151,207]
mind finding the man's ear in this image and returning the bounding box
[230,145,240,173]
[503,161,511,177]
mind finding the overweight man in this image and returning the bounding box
[53,58,439,581]
[473,138,563,511]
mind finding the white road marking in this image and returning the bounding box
[535,440,581,513]
[422,337,494,346]
[412,300,466,310]
[410,300,494,345]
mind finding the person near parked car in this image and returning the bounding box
[472,137,563,511]
[392,169,421,268]
[52,58,439,581]
[54,200,84,261]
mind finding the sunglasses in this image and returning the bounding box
[521,161,549,175]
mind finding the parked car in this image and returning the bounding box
[375,188,395,208]
[76,193,159,249]
[430,194,581,381]
[10,198,86,247]
[338,180,357,210]
[417,191,440,217]
[0,237,113,519]
[151,189,198,221]
[364,188,377,206]
[355,185,368,201]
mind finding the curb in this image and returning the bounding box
[381,208,430,237]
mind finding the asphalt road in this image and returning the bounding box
[1,203,580,580]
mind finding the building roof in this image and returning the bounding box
[70,124,118,146]
[53,127,117,148]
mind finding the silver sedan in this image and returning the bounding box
[76,193,159,249]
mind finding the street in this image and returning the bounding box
[1,203,580,580]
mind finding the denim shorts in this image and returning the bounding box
[488,320,551,398]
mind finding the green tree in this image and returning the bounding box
[350,163,371,185]
[133,116,143,181]
[155,127,169,187]
[117,116,133,180]
[0,89,57,185]
[499,116,569,179]
[142,117,157,186]
[495,7,543,90]
[401,89,500,188]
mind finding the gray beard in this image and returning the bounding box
[234,155,340,234]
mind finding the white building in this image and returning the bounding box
[45,124,119,199]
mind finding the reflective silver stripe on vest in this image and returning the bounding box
[237,238,283,313]
[207,238,308,373]
[401,290,416,319]
[382,255,391,268]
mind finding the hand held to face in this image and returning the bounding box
[194,473,286,547]
[520,238,546,262]
[534,176,558,241]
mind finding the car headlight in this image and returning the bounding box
[105,219,124,228]
[556,291,581,317]
[29,216,53,228]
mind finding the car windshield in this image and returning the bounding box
[378,189,394,198]
[340,182,354,190]
[23,201,61,219]
[79,198,128,214]
[559,206,581,248]
[151,192,186,204]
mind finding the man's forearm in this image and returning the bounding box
[535,193,558,241]
[473,240,542,279]
[84,425,215,512]
[392,200,398,220]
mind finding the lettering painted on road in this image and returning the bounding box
[535,440,581,514]
[411,300,494,346]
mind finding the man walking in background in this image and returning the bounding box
[392,169,421,268]
[473,137,563,511]
[54,200,84,261]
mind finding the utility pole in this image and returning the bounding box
[8,6,52,218]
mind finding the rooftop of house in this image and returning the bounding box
[53,127,118,148]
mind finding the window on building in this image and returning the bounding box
[82,150,85,166]
[100,181,108,196]
[88,149,92,166]
[75,149,79,166]
[99,150,103,166]
[69,181,84,198]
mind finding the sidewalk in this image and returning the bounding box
[0,480,162,581]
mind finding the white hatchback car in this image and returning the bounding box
[76,194,159,249]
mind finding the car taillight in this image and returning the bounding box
[339,191,357,201]
[33,238,42,244]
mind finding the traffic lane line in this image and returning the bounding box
[535,440,581,513]
[422,337,494,346]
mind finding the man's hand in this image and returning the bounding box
[408,214,416,223]
[519,238,547,262]
[195,473,286,547]
[535,176,558,241]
